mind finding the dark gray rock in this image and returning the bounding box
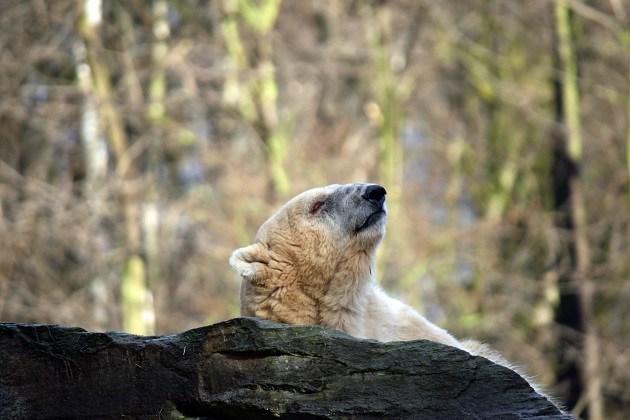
[0,317,570,419]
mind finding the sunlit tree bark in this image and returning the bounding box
[78,0,154,335]
[220,0,287,197]
[362,2,407,288]
[76,0,110,330]
[143,0,170,320]
[366,4,403,220]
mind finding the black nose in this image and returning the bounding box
[362,185,386,207]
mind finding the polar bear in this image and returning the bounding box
[230,182,554,401]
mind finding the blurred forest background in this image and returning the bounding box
[1,0,629,418]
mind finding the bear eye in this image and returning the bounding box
[310,199,326,215]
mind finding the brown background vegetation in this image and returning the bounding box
[0,1,628,418]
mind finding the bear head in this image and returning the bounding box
[230,183,387,323]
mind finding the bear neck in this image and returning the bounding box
[312,249,376,335]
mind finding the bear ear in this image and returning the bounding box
[229,243,269,284]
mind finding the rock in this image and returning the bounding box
[0,317,569,419]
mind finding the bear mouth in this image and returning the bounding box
[357,210,386,232]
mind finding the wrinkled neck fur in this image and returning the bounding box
[317,250,376,336]
[328,251,375,304]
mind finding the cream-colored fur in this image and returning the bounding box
[230,183,558,405]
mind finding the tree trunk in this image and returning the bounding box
[76,0,111,330]
[0,317,567,419]
[552,1,602,418]
[78,0,155,335]
[220,0,288,197]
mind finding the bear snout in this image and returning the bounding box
[361,185,387,209]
